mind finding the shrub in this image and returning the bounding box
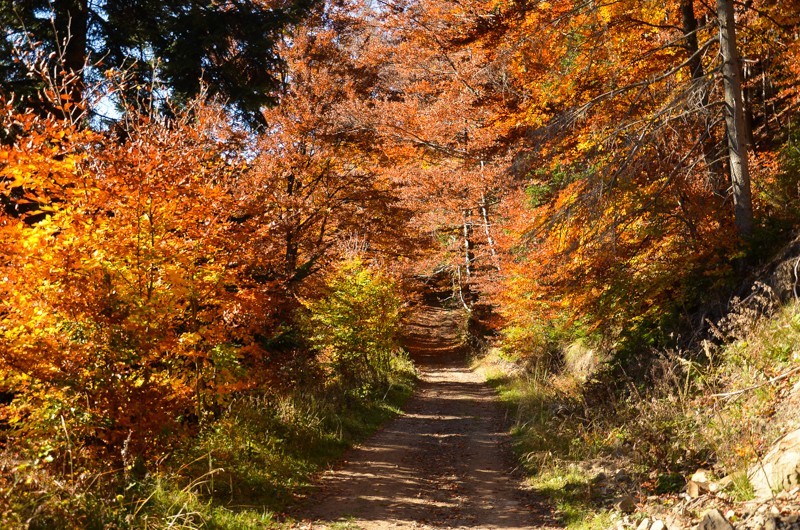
[303,257,412,399]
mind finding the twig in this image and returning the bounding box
[710,366,800,399]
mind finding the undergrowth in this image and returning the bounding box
[0,256,417,529]
[481,285,800,528]
[1,377,415,529]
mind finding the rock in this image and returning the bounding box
[749,428,800,500]
[767,250,800,301]
[664,514,686,530]
[636,518,651,530]
[616,495,637,514]
[689,469,729,497]
[749,514,765,529]
[692,469,711,483]
[711,475,733,493]
[764,517,778,530]
[651,520,666,530]
[688,481,706,498]
[616,469,632,484]
[697,509,734,530]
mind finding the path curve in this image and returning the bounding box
[297,305,559,529]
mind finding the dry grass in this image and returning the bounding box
[485,291,800,525]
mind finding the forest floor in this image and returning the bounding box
[292,304,561,529]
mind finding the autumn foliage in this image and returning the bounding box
[2,0,800,524]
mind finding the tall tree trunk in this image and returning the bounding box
[480,192,500,272]
[463,209,474,279]
[284,172,299,277]
[680,0,704,81]
[717,0,753,238]
[681,0,724,191]
[54,0,88,107]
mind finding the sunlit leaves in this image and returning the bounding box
[0,105,260,459]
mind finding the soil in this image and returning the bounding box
[294,305,561,529]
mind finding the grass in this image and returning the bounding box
[479,294,800,526]
[1,376,415,529]
[140,381,414,528]
[529,464,613,530]
[476,351,613,529]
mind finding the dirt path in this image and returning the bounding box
[296,305,560,529]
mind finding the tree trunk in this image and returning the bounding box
[462,209,474,279]
[480,192,500,272]
[285,172,298,277]
[54,0,88,107]
[680,0,704,81]
[681,0,724,191]
[717,0,753,238]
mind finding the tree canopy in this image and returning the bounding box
[2,0,800,525]
[0,0,318,122]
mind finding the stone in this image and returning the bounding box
[689,469,727,498]
[636,518,651,530]
[710,475,733,494]
[688,480,710,498]
[651,520,666,530]
[697,509,734,530]
[749,428,800,500]
[692,469,711,483]
[616,469,632,484]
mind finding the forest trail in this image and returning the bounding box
[296,304,560,529]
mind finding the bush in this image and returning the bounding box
[303,257,413,399]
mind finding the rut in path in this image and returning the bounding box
[297,305,560,529]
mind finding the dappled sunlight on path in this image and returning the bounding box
[295,304,560,529]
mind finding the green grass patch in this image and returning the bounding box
[529,465,612,530]
[139,381,414,527]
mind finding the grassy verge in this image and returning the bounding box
[1,374,415,529]
[476,353,614,530]
[477,293,800,527]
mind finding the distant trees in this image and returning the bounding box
[326,0,800,348]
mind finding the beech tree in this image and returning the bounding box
[717,0,753,237]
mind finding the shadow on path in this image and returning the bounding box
[295,305,560,529]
